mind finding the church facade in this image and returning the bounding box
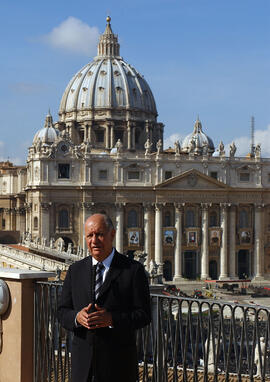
[1,17,270,282]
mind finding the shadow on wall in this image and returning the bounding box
[0,231,20,244]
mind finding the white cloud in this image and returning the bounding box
[225,124,270,158]
[41,17,99,56]
[164,133,185,149]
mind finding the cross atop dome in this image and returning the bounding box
[97,16,120,58]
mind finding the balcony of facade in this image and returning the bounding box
[0,268,270,382]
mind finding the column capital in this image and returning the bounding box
[155,203,163,211]
[143,202,153,211]
[220,203,231,210]
[201,203,211,210]
[80,202,95,211]
[174,202,185,211]
[255,203,265,211]
[115,202,125,211]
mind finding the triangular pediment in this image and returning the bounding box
[156,169,230,190]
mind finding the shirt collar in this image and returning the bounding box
[92,247,115,269]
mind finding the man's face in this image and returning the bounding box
[85,215,115,262]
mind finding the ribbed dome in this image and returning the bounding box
[33,112,59,144]
[182,118,215,155]
[59,17,157,119]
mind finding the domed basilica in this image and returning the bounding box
[1,18,270,282]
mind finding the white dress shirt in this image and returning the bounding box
[92,247,115,283]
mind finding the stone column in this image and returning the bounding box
[201,203,209,280]
[40,203,51,243]
[143,203,152,270]
[16,207,26,234]
[81,202,94,254]
[84,124,88,142]
[173,203,184,282]
[155,203,163,274]
[110,124,114,148]
[10,209,16,231]
[4,209,11,230]
[115,203,124,253]
[219,203,229,280]
[24,203,32,233]
[254,204,264,280]
[229,205,237,279]
[127,121,132,150]
[88,122,93,141]
[132,124,136,149]
[105,124,110,149]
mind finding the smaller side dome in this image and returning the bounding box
[182,118,215,155]
[33,111,59,144]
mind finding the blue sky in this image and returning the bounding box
[0,0,269,164]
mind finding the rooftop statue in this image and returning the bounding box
[144,138,152,155]
[229,141,236,157]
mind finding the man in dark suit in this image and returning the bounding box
[58,213,151,382]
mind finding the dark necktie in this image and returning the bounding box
[95,262,104,300]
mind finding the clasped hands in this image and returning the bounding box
[76,303,113,329]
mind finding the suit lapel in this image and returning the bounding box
[97,251,123,300]
[80,256,94,303]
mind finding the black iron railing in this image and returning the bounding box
[34,282,270,382]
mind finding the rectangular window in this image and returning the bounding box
[268,173,270,183]
[2,219,5,229]
[58,164,70,179]
[165,171,172,180]
[96,131,104,143]
[210,171,218,179]
[99,170,108,180]
[240,172,250,182]
[128,171,140,180]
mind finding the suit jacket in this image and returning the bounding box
[58,250,151,382]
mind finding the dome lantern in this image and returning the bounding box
[97,16,120,58]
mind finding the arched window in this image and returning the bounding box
[128,210,138,228]
[239,209,249,228]
[209,211,218,227]
[34,217,38,230]
[186,209,195,227]
[164,211,171,227]
[59,209,69,229]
